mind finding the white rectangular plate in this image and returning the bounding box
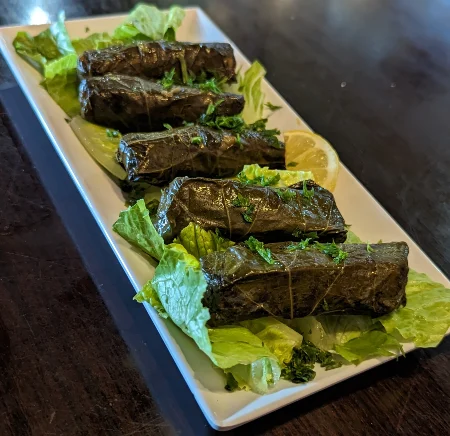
[1,7,449,430]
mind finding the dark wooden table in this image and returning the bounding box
[1,1,450,435]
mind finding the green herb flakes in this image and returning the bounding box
[245,236,275,264]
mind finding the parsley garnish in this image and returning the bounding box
[161,68,176,89]
[281,340,342,383]
[286,238,313,251]
[163,123,173,130]
[287,161,298,167]
[235,133,243,149]
[242,203,255,222]
[231,193,250,207]
[85,26,90,33]
[265,102,282,112]
[366,242,374,253]
[302,180,314,202]
[198,77,226,94]
[245,236,275,264]
[106,129,120,138]
[323,299,330,311]
[315,241,348,264]
[237,171,281,187]
[198,104,283,149]
[273,188,297,202]
[191,136,203,145]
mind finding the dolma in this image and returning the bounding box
[79,74,244,132]
[201,242,409,326]
[117,126,286,185]
[155,178,347,242]
[78,41,237,83]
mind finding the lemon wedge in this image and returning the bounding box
[284,130,340,191]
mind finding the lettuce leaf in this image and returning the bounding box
[72,32,124,54]
[238,61,266,123]
[241,317,303,365]
[238,164,314,187]
[379,271,450,347]
[174,223,234,259]
[335,330,403,364]
[113,4,185,41]
[112,199,165,261]
[69,116,127,179]
[13,12,75,74]
[138,244,281,393]
[209,326,280,393]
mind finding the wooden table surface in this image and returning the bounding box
[1,1,450,435]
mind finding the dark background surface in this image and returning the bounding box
[1,1,450,435]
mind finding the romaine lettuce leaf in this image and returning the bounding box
[72,33,124,54]
[335,330,403,364]
[69,116,126,179]
[241,317,303,365]
[41,66,80,117]
[13,11,75,75]
[139,244,281,393]
[112,199,165,261]
[174,222,234,259]
[113,4,185,41]
[209,326,280,393]
[238,164,314,187]
[379,270,450,347]
[239,61,266,123]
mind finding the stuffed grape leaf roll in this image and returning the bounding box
[201,242,409,326]
[77,41,237,83]
[117,126,286,185]
[79,74,244,132]
[154,178,347,243]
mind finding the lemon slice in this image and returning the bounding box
[284,130,340,191]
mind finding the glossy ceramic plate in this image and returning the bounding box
[1,7,448,430]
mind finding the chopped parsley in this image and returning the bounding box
[237,171,281,187]
[286,238,313,251]
[242,203,256,223]
[106,129,120,138]
[273,188,297,202]
[245,236,275,264]
[287,161,298,167]
[161,68,176,89]
[191,136,203,145]
[302,180,314,202]
[315,241,348,264]
[265,101,282,112]
[282,340,342,383]
[198,104,283,149]
[235,133,243,149]
[198,77,226,94]
[163,123,173,130]
[231,193,250,207]
[232,193,255,222]
[366,242,374,253]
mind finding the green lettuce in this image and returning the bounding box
[72,32,123,54]
[13,11,75,74]
[139,244,281,393]
[238,164,314,187]
[112,199,165,261]
[209,326,280,393]
[335,330,403,364]
[241,317,303,365]
[238,61,266,123]
[69,116,126,179]
[113,4,185,42]
[174,223,234,260]
[379,270,450,347]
